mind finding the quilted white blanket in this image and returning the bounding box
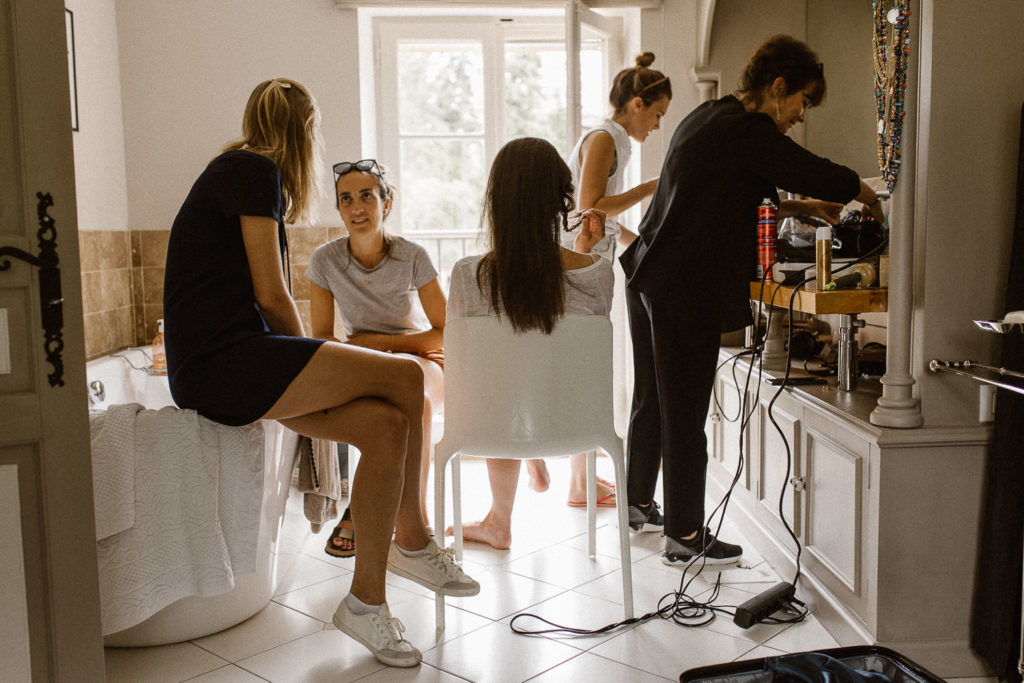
[90,404,264,635]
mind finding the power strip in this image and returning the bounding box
[733,582,797,628]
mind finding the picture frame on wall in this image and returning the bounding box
[66,8,79,131]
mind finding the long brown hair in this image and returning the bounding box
[608,52,672,115]
[223,78,323,224]
[477,137,574,334]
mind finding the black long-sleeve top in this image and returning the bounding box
[619,95,861,332]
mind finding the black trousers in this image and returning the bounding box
[625,285,722,541]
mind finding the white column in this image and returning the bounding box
[870,0,923,428]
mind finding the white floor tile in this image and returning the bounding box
[274,550,351,597]
[589,615,753,679]
[735,643,788,660]
[443,566,566,621]
[353,662,471,682]
[504,542,622,590]
[421,620,581,682]
[273,573,418,624]
[104,642,229,683]
[758,613,840,653]
[235,629,385,682]
[563,522,665,563]
[184,664,268,682]
[192,600,325,663]
[507,588,638,650]
[574,559,693,610]
[526,651,675,682]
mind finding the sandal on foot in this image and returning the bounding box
[326,507,356,558]
[566,491,617,508]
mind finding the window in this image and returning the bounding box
[373,13,618,288]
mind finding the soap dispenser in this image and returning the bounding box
[151,319,167,375]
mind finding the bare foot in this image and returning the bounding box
[526,459,550,493]
[567,480,616,507]
[446,516,512,550]
[596,476,615,489]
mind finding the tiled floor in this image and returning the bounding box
[104,457,995,682]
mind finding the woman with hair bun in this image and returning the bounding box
[163,78,477,669]
[557,52,672,510]
[619,35,885,567]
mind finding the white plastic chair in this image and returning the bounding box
[432,315,634,629]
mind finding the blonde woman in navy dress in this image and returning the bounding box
[163,78,477,669]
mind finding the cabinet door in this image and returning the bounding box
[712,371,753,492]
[801,412,873,620]
[755,392,802,544]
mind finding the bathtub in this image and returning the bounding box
[87,347,311,647]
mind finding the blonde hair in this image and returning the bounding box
[223,78,324,224]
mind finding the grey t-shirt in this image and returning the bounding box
[447,253,614,321]
[306,235,438,337]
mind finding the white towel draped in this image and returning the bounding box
[91,404,265,635]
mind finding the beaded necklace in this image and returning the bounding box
[873,0,911,192]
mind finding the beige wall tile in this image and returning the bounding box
[83,311,103,360]
[290,265,311,301]
[141,230,170,268]
[133,301,147,347]
[141,267,164,305]
[81,270,103,315]
[286,226,327,264]
[103,269,133,309]
[327,226,346,242]
[113,307,135,351]
[131,230,142,268]
[78,231,102,272]
[98,231,130,271]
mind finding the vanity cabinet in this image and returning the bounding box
[705,351,991,677]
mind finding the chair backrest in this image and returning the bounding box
[439,315,618,458]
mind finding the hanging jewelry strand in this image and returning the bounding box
[873,0,911,193]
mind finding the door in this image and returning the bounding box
[0,0,104,679]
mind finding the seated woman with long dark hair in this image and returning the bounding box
[446,136,612,549]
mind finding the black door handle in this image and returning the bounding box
[0,192,65,387]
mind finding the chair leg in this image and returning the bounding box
[611,451,634,619]
[587,450,597,558]
[433,449,448,631]
[452,454,463,561]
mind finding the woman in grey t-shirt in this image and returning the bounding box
[307,160,446,557]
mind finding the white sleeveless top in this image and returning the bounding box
[561,118,632,249]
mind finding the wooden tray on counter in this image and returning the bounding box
[750,281,888,315]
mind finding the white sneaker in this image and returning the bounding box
[332,599,421,668]
[387,538,481,596]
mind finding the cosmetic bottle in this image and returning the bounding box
[151,319,167,375]
[815,226,832,291]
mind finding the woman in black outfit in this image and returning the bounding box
[618,35,885,566]
[163,78,477,668]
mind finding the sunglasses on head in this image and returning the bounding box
[333,159,383,182]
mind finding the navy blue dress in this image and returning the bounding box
[163,149,325,426]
